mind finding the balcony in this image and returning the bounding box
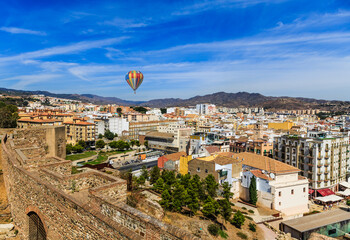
[325,148,329,152]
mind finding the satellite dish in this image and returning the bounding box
[269,173,275,179]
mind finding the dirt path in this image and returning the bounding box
[257,223,277,240]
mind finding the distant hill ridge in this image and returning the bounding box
[0,87,349,110]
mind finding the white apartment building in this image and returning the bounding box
[239,152,309,219]
[274,132,350,191]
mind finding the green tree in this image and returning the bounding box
[135,140,140,147]
[190,175,206,201]
[218,199,233,224]
[231,210,245,228]
[133,106,148,114]
[109,141,118,149]
[98,134,103,139]
[202,196,219,219]
[150,166,161,184]
[141,165,149,180]
[130,139,136,147]
[205,174,219,198]
[144,140,149,148]
[222,182,233,201]
[73,144,84,153]
[104,129,115,140]
[66,143,74,154]
[160,189,172,210]
[95,139,106,149]
[161,170,176,186]
[153,178,164,193]
[188,197,200,215]
[137,175,146,186]
[249,176,258,205]
[78,140,87,149]
[0,102,19,128]
[160,108,167,114]
[117,107,122,116]
[172,183,187,212]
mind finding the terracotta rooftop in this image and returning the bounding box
[205,146,220,154]
[250,169,272,180]
[234,152,300,174]
[163,151,187,161]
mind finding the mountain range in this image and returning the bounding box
[0,87,349,111]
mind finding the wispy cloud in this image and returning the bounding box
[273,10,350,32]
[0,37,128,63]
[4,74,62,89]
[172,0,287,16]
[102,18,149,29]
[0,27,46,36]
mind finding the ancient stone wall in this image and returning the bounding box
[1,127,197,240]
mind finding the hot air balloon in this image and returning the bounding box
[125,70,144,94]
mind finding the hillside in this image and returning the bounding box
[0,87,349,111]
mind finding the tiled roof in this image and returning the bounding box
[250,169,272,180]
[146,131,174,139]
[205,146,220,154]
[163,152,187,161]
[235,152,300,174]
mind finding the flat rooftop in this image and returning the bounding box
[281,208,350,232]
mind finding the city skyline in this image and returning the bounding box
[1,0,350,100]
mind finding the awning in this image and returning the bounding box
[336,189,350,197]
[309,189,315,194]
[339,182,350,189]
[315,195,343,203]
[317,188,335,197]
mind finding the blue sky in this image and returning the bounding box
[1,0,350,101]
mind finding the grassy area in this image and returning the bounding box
[66,151,97,161]
[79,149,133,166]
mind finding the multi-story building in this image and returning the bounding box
[274,131,350,191]
[64,120,95,145]
[128,120,176,140]
[239,152,309,219]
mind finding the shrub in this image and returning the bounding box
[207,224,220,236]
[231,210,245,228]
[245,216,253,220]
[218,229,228,239]
[236,232,248,239]
[242,207,247,210]
[230,202,235,206]
[248,209,254,214]
[249,223,256,232]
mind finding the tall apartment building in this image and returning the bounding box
[64,120,95,145]
[274,132,350,191]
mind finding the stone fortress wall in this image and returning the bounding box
[1,126,197,240]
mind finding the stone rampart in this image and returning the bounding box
[1,127,197,240]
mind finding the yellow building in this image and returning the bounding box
[179,155,193,175]
[268,122,294,131]
[64,120,95,145]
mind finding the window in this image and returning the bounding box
[197,167,200,172]
[303,187,306,193]
[279,202,281,206]
[279,191,281,197]
[205,169,208,173]
[291,189,294,195]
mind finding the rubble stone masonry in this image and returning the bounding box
[1,126,197,240]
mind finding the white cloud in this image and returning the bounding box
[4,74,62,89]
[0,37,128,63]
[0,27,46,36]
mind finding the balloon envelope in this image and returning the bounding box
[125,70,143,93]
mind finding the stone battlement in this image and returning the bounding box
[1,126,197,240]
